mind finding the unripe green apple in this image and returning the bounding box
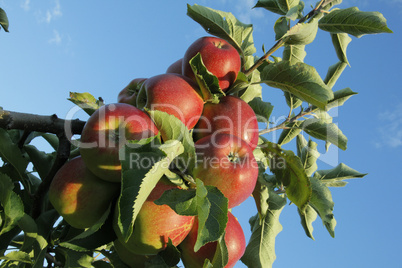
[48,156,120,229]
[79,103,159,182]
[193,95,259,150]
[117,78,147,106]
[180,212,246,268]
[113,178,195,255]
[182,36,241,91]
[193,133,258,208]
[136,73,204,131]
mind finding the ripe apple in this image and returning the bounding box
[136,73,204,130]
[182,36,241,91]
[113,178,195,255]
[48,156,120,229]
[193,95,259,150]
[166,58,183,74]
[79,103,159,182]
[113,240,153,268]
[193,133,258,208]
[117,78,147,106]
[179,211,246,268]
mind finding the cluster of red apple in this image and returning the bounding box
[49,36,260,267]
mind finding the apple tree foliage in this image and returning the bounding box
[0,1,392,267]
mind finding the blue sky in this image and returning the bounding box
[0,0,401,267]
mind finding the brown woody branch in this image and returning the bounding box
[0,108,85,135]
[0,108,86,219]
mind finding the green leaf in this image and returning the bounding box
[248,97,274,123]
[261,141,311,213]
[314,163,367,187]
[318,7,393,38]
[276,0,300,14]
[68,92,104,116]
[117,138,184,242]
[0,250,32,264]
[155,188,198,216]
[254,0,286,16]
[284,19,319,45]
[24,145,55,180]
[187,4,256,58]
[300,139,320,177]
[282,44,306,65]
[296,133,307,157]
[0,8,9,32]
[32,210,59,268]
[17,214,38,253]
[241,188,286,268]
[324,61,348,89]
[298,204,318,240]
[0,174,25,236]
[277,120,302,146]
[274,17,289,41]
[158,239,181,267]
[39,133,59,151]
[238,56,263,103]
[301,118,348,150]
[325,87,357,110]
[194,179,228,252]
[286,1,304,20]
[284,92,303,109]
[0,129,29,179]
[331,33,352,65]
[309,177,337,237]
[189,52,224,102]
[147,110,196,173]
[211,233,229,268]
[260,61,334,110]
[59,205,115,251]
[55,247,94,268]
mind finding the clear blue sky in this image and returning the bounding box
[0,1,400,267]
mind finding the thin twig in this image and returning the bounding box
[243,0,328,76]
[259,106,314,135]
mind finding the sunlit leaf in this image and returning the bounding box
[117,138,184,241]
[318,7,393,38]
[331,33,352,65]
[68,92,104,116]
[0,8,9,32]
[241,188,286,268]
[187,4,256,58]
[309,177,336,237]
[301,118,348,150]
[260,61,334,110]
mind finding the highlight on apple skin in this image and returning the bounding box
[48,156,120,229]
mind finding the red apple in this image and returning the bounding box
[113,178,195,255]
[193,133,258,208]
[48,156,120,229]
[79,103,159,182]
[182,36,241,91]
[166,58,183,74]
[117,78,147,106]
[179,211,246,268]
[136,73,204,130]
[193,95,259,150]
